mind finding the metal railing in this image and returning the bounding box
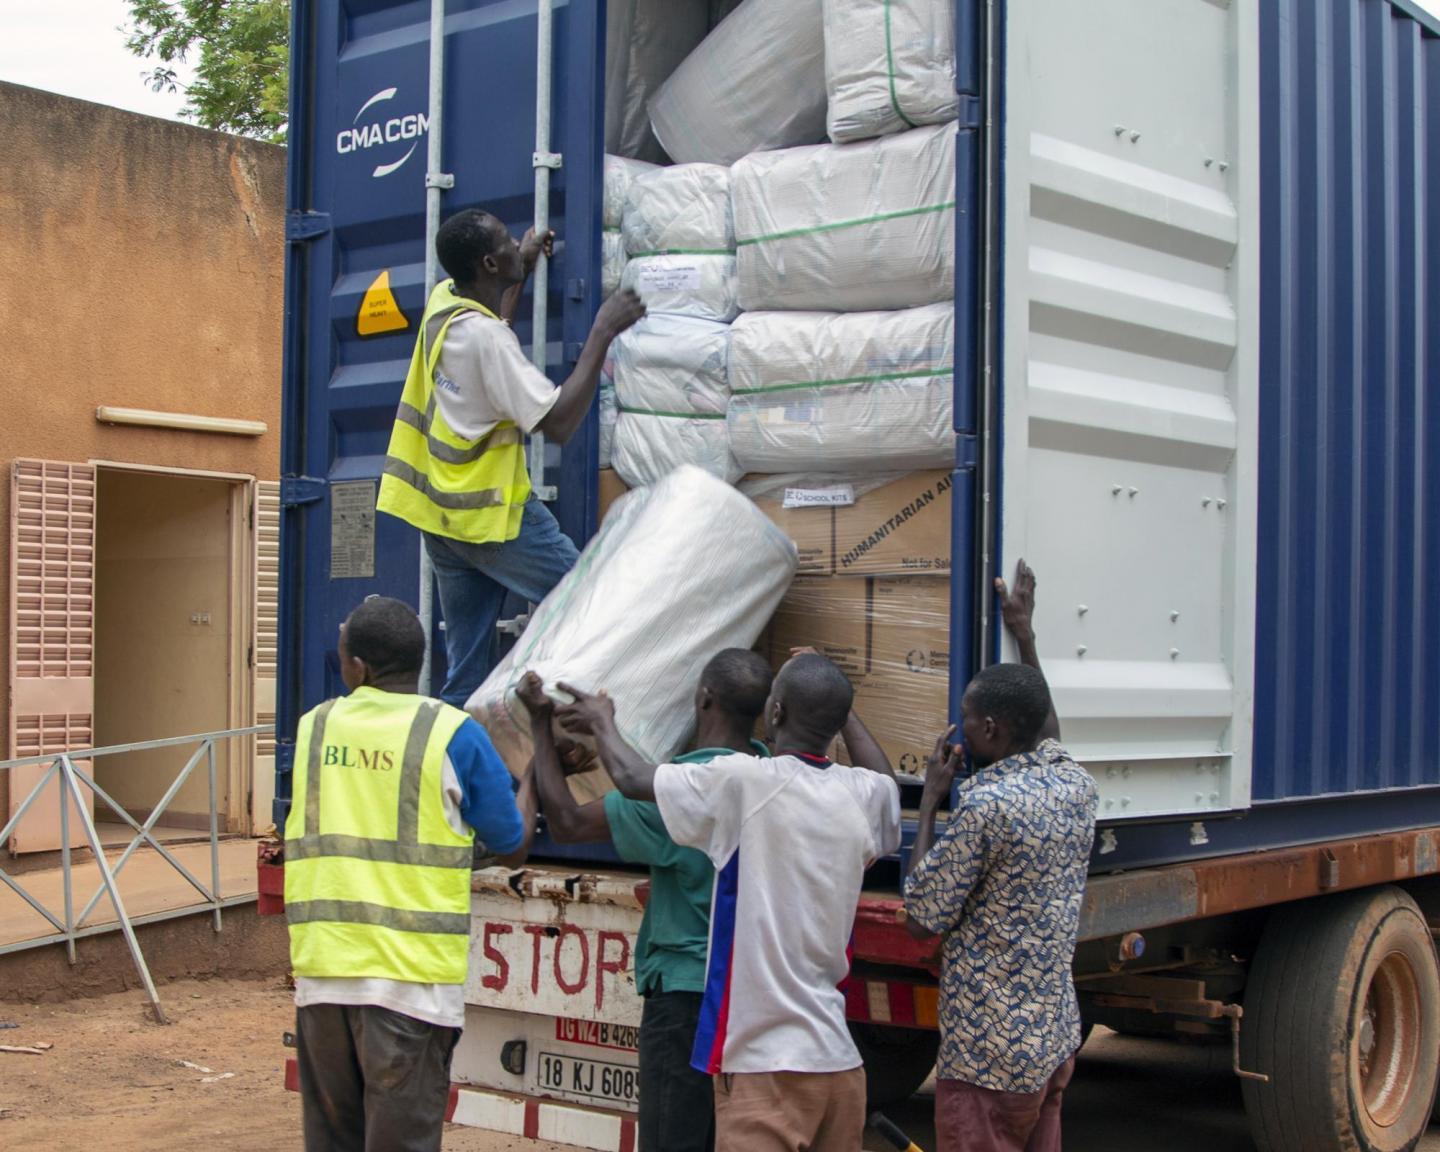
[0,725,273,1022]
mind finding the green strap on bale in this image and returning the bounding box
[736,200,956,247]
[731,366,953,397]
[627,248,733,258]
[886,0,919,130]
[617,406,729,419]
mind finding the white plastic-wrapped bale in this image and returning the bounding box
[605,0,710,162]
[648,0,827,166]
[621,254,740,322]
[598,369,618,469]
[727,303,954,473]
[602,232,629,299]
[622,163,738,320]
[823,0,958,143]
[732,123,956,312]
[467,465,798,803]
[602,155,658,298]
[612,314,739,486]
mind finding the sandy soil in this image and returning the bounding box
[0,976,570,1152]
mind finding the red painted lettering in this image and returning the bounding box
[480,922,512,991]
[524,924,549,995]
[595,931,631,1011]
[553,925,590,995]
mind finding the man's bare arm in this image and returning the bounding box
[996,559,1061,742]
[904,727,961,939]
[841,710,896,782]
[518,673,610,843]
[557,684,659,802]
[494,767,538,868]
[536,293,645,444]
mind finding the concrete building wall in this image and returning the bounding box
[0,83,285,803]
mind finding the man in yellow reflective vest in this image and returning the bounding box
[284,596,537,1152]
[377,209,645,708]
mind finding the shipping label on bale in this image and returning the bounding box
[756,470,951,576]
[635,262,703,293]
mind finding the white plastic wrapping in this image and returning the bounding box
[613,412,740,488]
[727,303,954,473]
[621,254,740,321]
[621,163,734,254]
[602,231,628,299]
[732,123,956,312]
[605,0,710,162]
[598,370,618,469]
[648,0,828,166]
[467,465,798,802]
[612,314,738,485]
[604,155,659,229]
[603,155,659,299]
[823,0,958,143]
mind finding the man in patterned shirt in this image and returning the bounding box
[904,561,1098,1152]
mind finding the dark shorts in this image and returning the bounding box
[296,1002,459,1152]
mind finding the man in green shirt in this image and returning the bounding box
[517,650,773,1152]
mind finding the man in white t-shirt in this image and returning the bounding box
[379,209,645,708]
[557,653,902,1152]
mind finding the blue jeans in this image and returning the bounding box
[423,497,580,708]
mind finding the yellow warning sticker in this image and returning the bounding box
[357,269,409,337]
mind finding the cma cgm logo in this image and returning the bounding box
[337,87,429,178]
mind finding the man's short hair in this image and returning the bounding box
[435,208,503,284]
[965,664,1052,746]
[700,649,773,722]
[344,597,426,680]
[777,652,854,737]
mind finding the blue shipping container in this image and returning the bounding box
[276,0,1440,872]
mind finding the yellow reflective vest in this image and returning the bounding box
[376,281,531,543]
[284,687,474,984]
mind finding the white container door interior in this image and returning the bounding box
[999,0,1261,819]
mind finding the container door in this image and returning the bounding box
[7,460,97,853]
[276,0,605,826]
[996,0,1260,819]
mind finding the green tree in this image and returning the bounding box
[125,0,290,141]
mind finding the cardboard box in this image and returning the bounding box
[763,575,950,775]
[750,470,952,577]
[598,469,629,522]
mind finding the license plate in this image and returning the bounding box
[536,1050,640,1108]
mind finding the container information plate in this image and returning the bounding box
[330,481,377,580]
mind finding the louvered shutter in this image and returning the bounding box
[8,461,96,853]
[250,481,280,832]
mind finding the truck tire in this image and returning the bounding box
[848,1022,940,1108]
[1240,887,1440,1152]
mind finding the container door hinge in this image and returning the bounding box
[281,476,327,507]
[956,434,979,470]
[957,94,982,129]
[533,151,563,170]
[565,341,584,363]
[285,210,333,243]
[496,613,531,638]
[566,279,586,301]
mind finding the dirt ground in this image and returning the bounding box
[0,976,570,1152]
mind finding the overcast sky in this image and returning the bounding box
[1,0,1438,127]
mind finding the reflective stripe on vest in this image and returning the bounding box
[284,691,475,982]
[375,281,532,543]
